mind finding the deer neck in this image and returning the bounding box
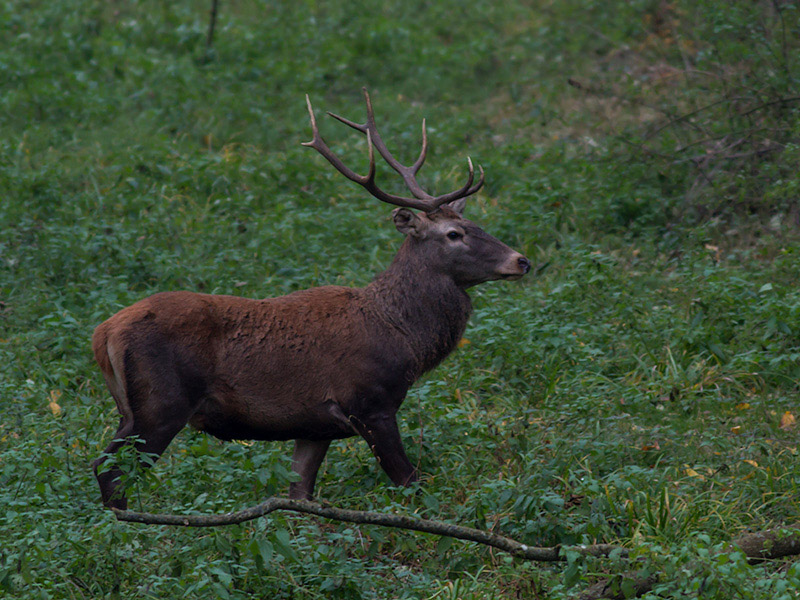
[366,238,472,375]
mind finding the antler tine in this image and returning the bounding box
[303,90,484,212]
[303,94,434,211]
[364,129,376,187]
[425,158,485,208]
[302,94,368,187]
[328,88,432,201]
[326,111,365,133]
[411,118,428,175]
[329,98,428,178]
[463,159,485,196]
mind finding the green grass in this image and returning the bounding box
[2,0,800,598]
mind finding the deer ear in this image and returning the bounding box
[392,208,425,237]
[445,197,467,216]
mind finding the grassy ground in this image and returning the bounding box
[2,0,800,598]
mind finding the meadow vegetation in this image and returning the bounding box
[2,0,800,597]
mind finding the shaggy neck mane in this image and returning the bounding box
[365,236,472,376]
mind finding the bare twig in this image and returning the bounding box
[682,145,783,166]
[206,0,219,49]
[112,497,620,562]
[566,77,677,120]
[643,96,743,142]
[771,0,789,75]
[738,95,800,119]
[671,127,785,155]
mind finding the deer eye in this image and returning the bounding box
[446,231,462,240]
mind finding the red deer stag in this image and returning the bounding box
[92,88,530,509]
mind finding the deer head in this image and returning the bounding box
[303,88,530,287]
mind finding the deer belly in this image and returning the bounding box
[188,397,353,442]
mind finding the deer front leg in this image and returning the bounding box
[352,414,418,487]
[289,439,332,500]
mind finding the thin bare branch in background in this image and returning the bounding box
[206,0,219,49]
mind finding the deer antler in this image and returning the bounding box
[302,88,484,213]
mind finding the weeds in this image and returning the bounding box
[2,0,800,598]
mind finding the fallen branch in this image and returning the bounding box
[113,497,620,562]
[577,573,658,600]
[577,526,800,600]
[112,498,800,597]
[733,527,800,562]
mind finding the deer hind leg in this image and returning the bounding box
[93,356,198,510]
[94,415,190,510]
[93,416,135,509]
[288,439,332,500]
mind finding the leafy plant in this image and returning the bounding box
[2,0,800,597]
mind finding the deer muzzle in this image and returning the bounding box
[497,253,531,280]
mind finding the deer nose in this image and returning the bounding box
[518,256,531,274]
